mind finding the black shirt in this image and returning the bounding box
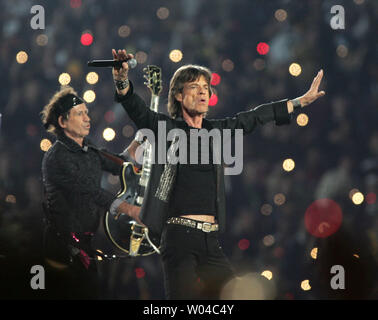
[169,128,217,217]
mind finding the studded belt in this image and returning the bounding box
[166,217,219,233]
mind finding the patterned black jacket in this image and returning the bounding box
[42,132,122,236]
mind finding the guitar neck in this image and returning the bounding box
[150,94,159,113]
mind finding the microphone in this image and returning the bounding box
[87,58,137,69]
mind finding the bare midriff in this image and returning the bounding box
[180,214,215,223]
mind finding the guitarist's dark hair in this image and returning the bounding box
[167,65,213,119]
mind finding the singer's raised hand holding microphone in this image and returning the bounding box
[112,49,133,96]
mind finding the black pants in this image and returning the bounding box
[43,227,99,299]
[161,223,235,300]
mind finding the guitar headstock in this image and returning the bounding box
[143,65,162,96]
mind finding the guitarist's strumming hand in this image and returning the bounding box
[112,48,133,96]
[115,201,145,227]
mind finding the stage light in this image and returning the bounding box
[104,110,115,123]
[260,203,273,216]
[5,195,16,204]
[40,138,52,152]
[275,9,288,22]
[81,32,93,46]
[301,279,311,291]
[366,192,376,204]
[336,45,348,58]
[211,73,221,86]
[103,128,116,141]
[122,125,135,138]
[118,25,131,38]
[70,0,82,8]
[282,158,295,172]
[349,188,359,199]
[169,49,183,62]
[222,59,234,72]
[352,192,364,205]
[304,198,343,238]
[257,42,270,55]
[86,71,99,84]
[273,193,286,206]
[16,51,28,64]
[253,58,265,71]
[58,73,71,85]
[289,63,302,77]
[261,270,273,280]
[135,267,146,279]
[83,90,96,103]
[310,247,318,259]
[157,7,170,20]
[208,93,218,106]
[135,51,148,64]
[296,113,309,126]
[353,253,360,259]
[238,239,250,250]
[263,235,275,247]
[36,34,48,46]
[220,273,277,300]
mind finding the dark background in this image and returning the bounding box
[0,0,377,299]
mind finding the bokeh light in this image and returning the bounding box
[275,9,288,22]
[301,280,311,291]
[40,139,52,152]
[135,51,148,64]
[16,51,28,64]
[310,247,318,259]
[222,59,234,72]
[282,158,295,172]
[273,193,286,206]
[83,90,96,103]
[122,125,135,138]
[220,273,277,300]
[135,267,146,279]
[156,7,170,20]
[80,32,93,46]
[261,203,273,216]
[70,0,82,8]
[336,45,348,58]
[86,72,99,85]
[261,270,273,280]
[208,94,218,106]
[352,192,364,205]
[211,73,221,86]
[118,25,131,38]
[238,239,250,250]
[36,34,48,46]
[253,58,266,71]
[296,113,309,126]
[263,234,275,247]
[169,49,183,62]
[366,192,376,205]
[289,63,302,77]
[104,110,115,123]
[58,73,71,85]
[103,128,116,141]
[304,198,343,238]
[257,42,270,55]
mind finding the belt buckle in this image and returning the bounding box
[201,222,212,233]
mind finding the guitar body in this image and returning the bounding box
[104,65,163,257]
[104,162,160,256]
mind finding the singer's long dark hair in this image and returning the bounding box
[167,65,212,119]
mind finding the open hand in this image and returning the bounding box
[299,69,326,107]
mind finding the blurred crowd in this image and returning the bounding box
[0,0,377,299]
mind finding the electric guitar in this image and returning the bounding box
[104,65,162,256]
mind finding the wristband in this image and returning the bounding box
[115,79,129,90]
[291,98,302,111]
